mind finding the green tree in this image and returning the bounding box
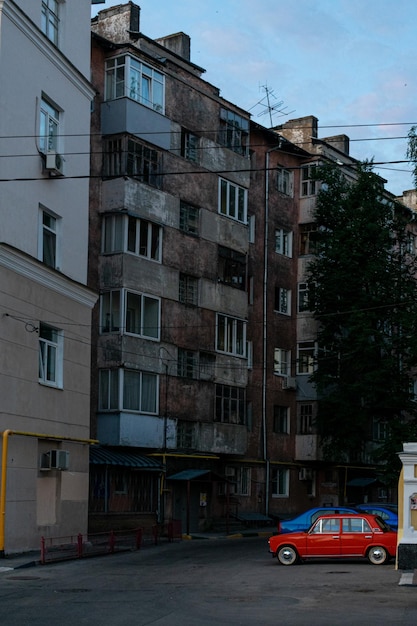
[308,162,417,483]
[407,126,417,189]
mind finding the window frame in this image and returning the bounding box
[275,286,291,315]
[219,108,249,157]
[276,168,294,196]
[179,201,199,236]
[273,405,290,434]
[271,467,289,497]
[298,282,310,313]
[105,55,165,113]
[181,129,199,162]
[39,207,60,269]
[100,289,160,340]
[274,348,291,376]
[41,0,59,46]
[102,213,162,262]
[218,178,248,224]
[300,164,318,197]
[274,228,293,257]
[179,273,198,306]
[297,341,316,375]
[216,313,247,357]
[38,322,63,388]
[218,246,246,291]
[39,97,60,154]
[215,384,246,424]
[98,368,159,414]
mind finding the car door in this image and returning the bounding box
[305,517,342,557]
[340,516,373,556]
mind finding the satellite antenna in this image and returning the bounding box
[248,85,295,127]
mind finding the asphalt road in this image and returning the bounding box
[1,537,416,626]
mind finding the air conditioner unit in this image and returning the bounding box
[299,468,313,481]
[45,151,64,176]
[40,449,69,471]
[282,376,297,390]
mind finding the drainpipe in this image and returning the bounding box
[263,145,282,517]
[0,429,98,557]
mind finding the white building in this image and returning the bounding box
[0,0,99,554]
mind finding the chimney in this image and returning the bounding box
[155,33,191,62]
[274,115,319,148]
[321,134,350,156]
[92,2,140,43]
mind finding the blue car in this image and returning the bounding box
[277,506,359,534]
[355,504,398,530]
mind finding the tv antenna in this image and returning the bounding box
[249,85,295,127]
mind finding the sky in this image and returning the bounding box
[92,0,417,197]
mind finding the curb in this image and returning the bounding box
[182,530,274,541]
[399,570,417,586]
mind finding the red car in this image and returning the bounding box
[268,513,397,566]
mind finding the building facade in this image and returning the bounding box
[0,0,97,554]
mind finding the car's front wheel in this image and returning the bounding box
[367,545,388,565]
[277,545,299,565]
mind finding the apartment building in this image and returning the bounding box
[89,3,254,533]
[0,0,97,554]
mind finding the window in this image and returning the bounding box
[219,178,247,223]
[271,468,289,497]
[41,0,59,45]
[342,518,372,533]
[219,467,250,496]
[218,246,246,290]
[100,290,121,333]
[299,223,317,255]
[219,108,249,156]
[177,421,194,448]
[274,348,291,376]
[298,282,310,313]
[126,292,159,338]
[372,417,388,441]
[104,136,161,187]
[199,352,215,380]
[177,349,198,379]
[215,384,246,424]
[179,201,199,236]
[301,164,318,196]
[102,214,162,261]
[275,229,293,257]
[297,341,316,374]
[179,274,198,306]
[99,369,158,414]
[40,97,59,153]
[216,314,246,357]
[100,290,160,339]
[276,168,293,196]
[181,130,199,162]
[105,55,165,113]
[40,209,59,269]
[273,406,290,434]
[299,404,313,434]
[127,216,161,260]
[275,287,291,315]
[39,322,63,387]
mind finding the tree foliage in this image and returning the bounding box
[308,162,417,483]
[406,126,417,190]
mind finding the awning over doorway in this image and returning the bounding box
[167,469,227,481]
[90,447,163,470]
[347,477,377,487]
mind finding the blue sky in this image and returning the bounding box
[92,0,417,196]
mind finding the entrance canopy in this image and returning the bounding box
[167,469,227,481]
[90,447,163,470]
